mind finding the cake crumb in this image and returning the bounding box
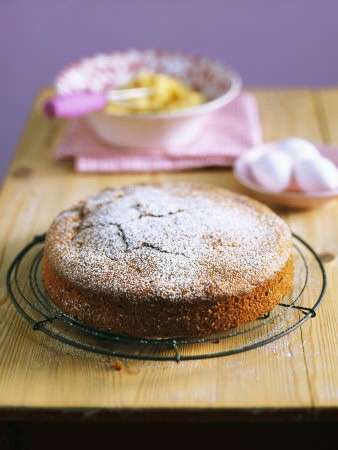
[113,360,123,371]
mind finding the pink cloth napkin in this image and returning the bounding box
[53,93,262,172]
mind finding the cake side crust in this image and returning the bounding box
[42,255,294,338]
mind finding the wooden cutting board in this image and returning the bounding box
[0,88,338,420]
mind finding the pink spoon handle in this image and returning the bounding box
[44,92,106,118]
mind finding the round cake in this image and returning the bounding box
[43,183,294,338]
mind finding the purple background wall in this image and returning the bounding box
[1,0,338,180]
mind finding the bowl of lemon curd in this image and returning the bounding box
[55,50,241,149]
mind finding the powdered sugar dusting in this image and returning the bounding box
[45,183,292,302]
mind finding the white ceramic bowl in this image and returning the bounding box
[234,143,338,209]
[55,50,241,149]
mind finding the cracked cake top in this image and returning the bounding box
[44,183,292,302]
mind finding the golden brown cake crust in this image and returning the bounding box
[42,183,294,338]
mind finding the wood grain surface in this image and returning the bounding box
[0,88,337,417]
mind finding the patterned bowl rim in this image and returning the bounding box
[55,49,242,119]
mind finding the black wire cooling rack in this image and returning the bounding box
[6,233,326,362]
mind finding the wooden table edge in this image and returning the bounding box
[0,406,338,423]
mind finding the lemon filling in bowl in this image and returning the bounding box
[105,71,206,115]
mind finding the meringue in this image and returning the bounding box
[294,157,338,192]
[278,138,320,161]
[250,150,293,192]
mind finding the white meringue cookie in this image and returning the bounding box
[250,151,293,192]
[278,138,320,161]
[294,157,338,192]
